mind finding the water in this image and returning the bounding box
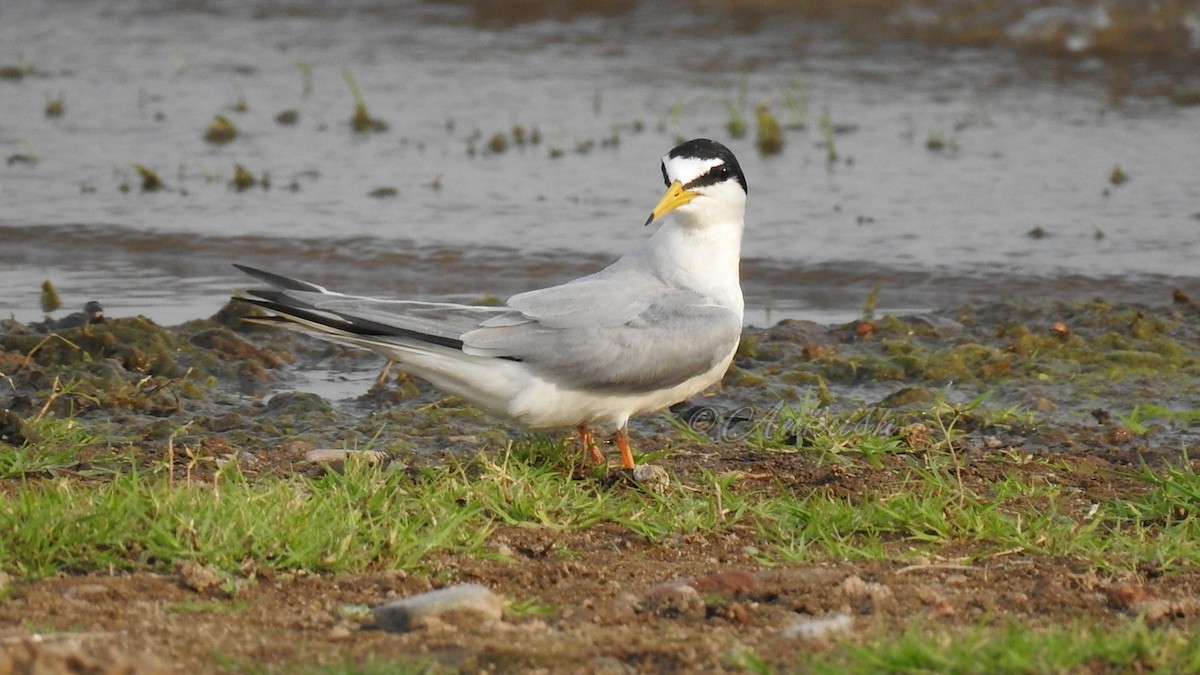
[2,0,1198,327]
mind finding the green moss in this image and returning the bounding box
[724,366,768,388]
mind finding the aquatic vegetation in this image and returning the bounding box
[755,102,783,155]
[5,133,39,166]
[44,93,64,118]
[204,115,237,144]
[601,126,620,148]
[724,101,748,139]
[39,281,61,314]
[132,164,164,192]
[296,61,313,97]
[231,164,256,191]
[0,64,27,80]
[819,111,837,162]
[230,82,249,112]
[1169,87,1200,106]
[925,129,958,152]
[781,78,808,128]
[343,68,387,133]
[274,109,299,125]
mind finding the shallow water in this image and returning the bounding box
[2,0,1198,326]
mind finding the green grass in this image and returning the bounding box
[0,451,1192,577]
[3,406,1200,579]
[0,460,489,577]
[797,620,1200,674]
[0,415,116,479]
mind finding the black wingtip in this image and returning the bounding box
[233,264,327,293]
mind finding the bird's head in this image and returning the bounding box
[646,138,747,228]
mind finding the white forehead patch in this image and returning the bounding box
[662,155,723,185]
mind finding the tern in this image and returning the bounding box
[235,138,748,468]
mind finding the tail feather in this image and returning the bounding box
[236,296,467,351]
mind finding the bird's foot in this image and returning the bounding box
[572,425,605,465]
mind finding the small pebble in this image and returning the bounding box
[1106,583,1155,610]
[372,583,503,632]
[305,448,387,465]
[632,464,669,493]
[640,581,704,618]
[781,612,854,640]
[688,569,761,596]
[62,583,111,601]
[175,560,224,594]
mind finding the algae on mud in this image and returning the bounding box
[2,296,1198,477]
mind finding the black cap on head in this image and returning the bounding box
[661,138,748,194]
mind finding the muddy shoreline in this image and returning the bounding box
[3,293,1200,671]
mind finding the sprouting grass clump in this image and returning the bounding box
[297,61,313,97]
[7,133,40,166]
[819,111,837,162]
[782,78,808,128]
[132,163,164,192]
[487,132,508,154]
[230,83,249,112]
[275,109,299,126]
[725,101,747,139]
[755,102,783,155]
[344,68,387,133]
[44,93,65,118]
[1110,164,1129,186]
[232,164,257,191]
[204,115,237,144]
[1170,87,1200,106]
[40,279,61,313]
[925,129,958,152]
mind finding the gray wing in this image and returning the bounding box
[237,264,742,393]
[462,274,742,393]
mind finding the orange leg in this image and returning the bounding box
[577,425,605,464]
[614,425,636,469]
[376,359,395,384]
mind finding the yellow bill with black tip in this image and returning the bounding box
[645,180,699,226]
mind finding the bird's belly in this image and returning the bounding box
[508,349,736,431]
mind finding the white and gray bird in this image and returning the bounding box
[235,138,748,468]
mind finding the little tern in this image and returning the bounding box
[235,138,748,469]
